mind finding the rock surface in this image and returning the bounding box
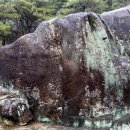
[0,11,130,129]
[101,5,130,56]
[0,93,33,125]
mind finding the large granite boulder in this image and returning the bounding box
[0,12,130,128]
[101,6,130,56]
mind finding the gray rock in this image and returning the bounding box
[0,93,33,125]
[101,6,130,56]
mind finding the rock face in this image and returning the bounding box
[0,12,130,128]
[101,6,130,56]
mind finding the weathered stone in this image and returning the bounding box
[101,5,130,111]
[0,11,130,129]
[101,6,130,56]
[0,93,33,126]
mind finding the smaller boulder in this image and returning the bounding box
[0,93,33,126]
